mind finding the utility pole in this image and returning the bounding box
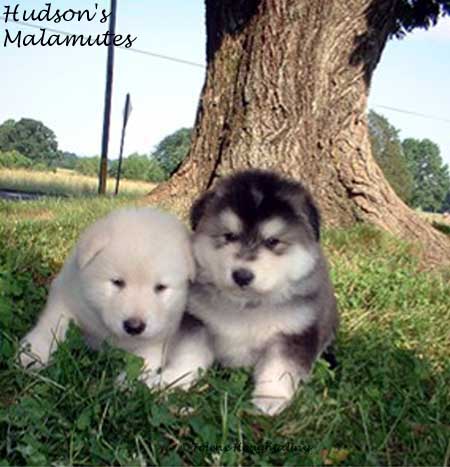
[115,93,132,195]
[98,0,117,195]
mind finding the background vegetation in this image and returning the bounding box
[1,116,449,212]
[0,168,155,198]
[0,119,191,187]
[367,110,450,212]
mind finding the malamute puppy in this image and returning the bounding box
[19,207,212,389]
[188,170,338,415]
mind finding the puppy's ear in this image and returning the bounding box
[303,192,321,241]
[76,219,110,269]
[190,190,216,230]
[283,183,321,241]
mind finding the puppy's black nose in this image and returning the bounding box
[232,268,254,287]
[123,318,146,335]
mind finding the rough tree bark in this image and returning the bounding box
[146,0,450,265]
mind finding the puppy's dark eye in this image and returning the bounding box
[111,278,126,288]
[223,232,239,243]
[154,284,167,293]
[264,237,280,249]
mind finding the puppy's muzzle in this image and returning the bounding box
[232,268,254,287]
[123,318,146,336]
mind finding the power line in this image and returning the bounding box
[119,46,204,68]
[1,18,205,68]
[374,105,450,124]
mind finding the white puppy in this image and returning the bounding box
[19,207,212,389]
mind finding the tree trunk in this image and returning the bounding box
[146,0,450,266]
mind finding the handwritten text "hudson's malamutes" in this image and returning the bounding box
[3,3,137,48]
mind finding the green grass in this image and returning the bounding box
[0,167,156,197]
[1,199,449,466]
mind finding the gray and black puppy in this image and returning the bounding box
[188,169,338,415]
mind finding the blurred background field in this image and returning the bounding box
[0,167,156,198]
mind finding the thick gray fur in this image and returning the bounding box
[188,169,339,415]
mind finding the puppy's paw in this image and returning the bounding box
[147,367,198,391]
[19,351,45,370]
[116,369,159,391]
[162,368,197,390]
[251,377,296,416]
[252,394,290,416]
[18,339,50,369]
[142,371,163,389]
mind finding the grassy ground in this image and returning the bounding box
[0,168,155,197]
[0,197,449,466]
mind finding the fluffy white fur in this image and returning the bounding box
[19,207,208,389]
[190,285,315,368]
